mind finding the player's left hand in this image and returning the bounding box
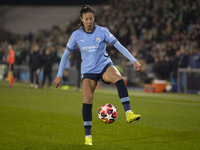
[54,76,62,88]
[133,61,142,72]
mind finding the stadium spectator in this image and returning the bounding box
[0,46,4,64]
[29,44,42,88]
[41,48,54,88]
[178,45,189,68]
[15,45,23,81]
[189,47,200,68]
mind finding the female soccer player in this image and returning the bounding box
[54,5,142,146]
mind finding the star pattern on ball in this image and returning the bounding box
[98,104,118,124]
[101,105,108,112]
[106,113,113,121]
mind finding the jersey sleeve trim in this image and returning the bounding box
[110,39,118,46]
[66,47,74,52]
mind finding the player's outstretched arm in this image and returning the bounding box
[54,49,71,88]
[113,41,142,72]
[113,41,137,63]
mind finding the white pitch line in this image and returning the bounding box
[137,98,200,107]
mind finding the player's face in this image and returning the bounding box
[81,12,94,32]
[7,45,12,51]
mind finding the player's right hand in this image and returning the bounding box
[54,76,62,88]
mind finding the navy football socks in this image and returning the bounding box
[82,103,92,136]
[115,79,131,112]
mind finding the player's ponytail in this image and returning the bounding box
[79,5,95,27]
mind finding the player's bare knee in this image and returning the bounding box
[112,74,122,84]
[83,94,93,104]
[83,98,93,104]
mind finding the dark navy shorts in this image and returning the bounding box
[82,62,113,84]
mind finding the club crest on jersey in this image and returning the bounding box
[96,37,101,42]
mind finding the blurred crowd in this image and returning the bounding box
[0,26,69,87]
[98,0,200,81]
[0,0,200,86]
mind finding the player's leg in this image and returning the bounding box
[102,65,131,110]
[102,65,140,123]
[82,78,97,145]
[42,70,46,87]
[48,71,52,88]
[30,68,34,87]
[35,69,40,88]
[9,65,14,87]
[10,71,14,87]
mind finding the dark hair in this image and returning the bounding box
[80,5,94,17]
[80,5,95,27]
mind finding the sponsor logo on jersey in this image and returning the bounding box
[80,39,85,42]
[82,45,99,51]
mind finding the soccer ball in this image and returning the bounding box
[98,104,118,123]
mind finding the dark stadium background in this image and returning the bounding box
[0,0,109,5]
[0,0,200,93]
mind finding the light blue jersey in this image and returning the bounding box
[67,25,117,74]
[57,25,136,77]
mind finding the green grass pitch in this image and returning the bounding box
[0,82,200,150]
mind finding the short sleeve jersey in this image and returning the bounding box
[66,25,117,74]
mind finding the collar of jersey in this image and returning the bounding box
[82,25,96,34]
